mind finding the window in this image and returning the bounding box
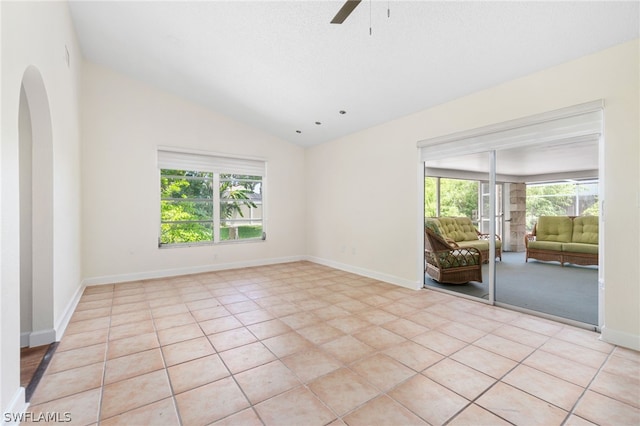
[425,177,479,219]
[526,179,598,230]
[425,176,502,235]
[219,174,263,241]
[158,149,265,246]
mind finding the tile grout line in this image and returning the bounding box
[459,321,616,425]
[489,324,579,416]
[95,289,115,426]
[149,296,185,426]
[423,332,524,425]
[47,263,635,426]
[561,344,618,426]
[197,306,267,426]
[235,285,345,425]
[410,309,558,425]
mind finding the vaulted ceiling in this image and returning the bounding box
[69,1,639,147]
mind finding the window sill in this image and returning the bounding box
[158,238,266,249]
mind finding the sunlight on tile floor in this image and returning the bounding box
[27,262,639,425]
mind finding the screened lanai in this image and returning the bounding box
[420,101,602,329]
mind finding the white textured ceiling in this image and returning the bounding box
[68,1,639,147]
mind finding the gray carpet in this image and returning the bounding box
[425,252,598,325]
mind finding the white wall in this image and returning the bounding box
[81,63,306,283]
[19,85,33,342]
[1,0,83,417]
[306,40,640,349]
[305,123,421,288]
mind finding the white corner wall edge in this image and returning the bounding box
[305,256,421,290]
[17,283,83,349]
[2,387,27,426]
[55,283,86,341]
[82,256,307,286]
[600,325,640,351]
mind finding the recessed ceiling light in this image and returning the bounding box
[315,121,322,125]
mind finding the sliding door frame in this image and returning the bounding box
[417,100,604,328]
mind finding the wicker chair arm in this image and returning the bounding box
[477,232,502,241]
[446,239,459,247]
[427,247,482,269]
[524,233,536,248]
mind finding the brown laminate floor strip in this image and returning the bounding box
[21,342,58,402]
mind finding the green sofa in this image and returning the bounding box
[425,216,502,263]
[525,216,598,266]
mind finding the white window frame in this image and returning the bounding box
[158,147,266,247]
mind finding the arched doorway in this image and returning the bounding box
[19,66,55,349]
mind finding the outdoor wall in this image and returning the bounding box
[81,63,306,283]
[306,40,640,349]
[509,183,527,253]
[1,0,83,417]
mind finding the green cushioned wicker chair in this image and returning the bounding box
[424,228,483,284]
[425,217,501,263]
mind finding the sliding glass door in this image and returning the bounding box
[418,101,603,327]
[423,141,599,326]
[492,144,599,325]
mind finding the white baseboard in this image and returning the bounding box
[20,333,29,348]
[18,282,83,346]
[82,256,306,286]
[82,255,421,292]
[55,282,85,341]
[2,387,27,426]
[600,325,640,351]
[28,329,55,348]
[305,256,421,290]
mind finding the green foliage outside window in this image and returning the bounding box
[526,182,598,230]
[425,177,478,219]
[525,183,574,230]
[581,202,599,216]
[160,170,262,245]
[161,170,213,244]
[425,176,598,234]
[220,174,258,226]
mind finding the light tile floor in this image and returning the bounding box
[27,262,640,425]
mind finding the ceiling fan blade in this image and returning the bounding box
[331,0,362,24]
